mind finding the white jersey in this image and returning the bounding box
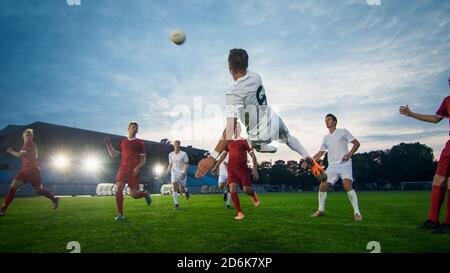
[169,151,189,174]
[226,70,289,145]
[320,128,356,166]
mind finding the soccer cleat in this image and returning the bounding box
[0,209,5,217]
[234,212,244,220]
[310,210,325,217]
[186,191,190,200]
[354,213,363,221]
[418,219,440,230]
[145,193,152,206]
[53,197,60,210]
[175,204,179,209]
[305,157,327,182]
[226,204,230,209]
[432,223,450,234]
[254,143,277,153]
[114,214,125,221]
[252,193,260,207]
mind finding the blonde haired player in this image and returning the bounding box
[0,129,59,216]
[166,140,190,209]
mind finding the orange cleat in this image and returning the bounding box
[306,157,327,183]
[234,212,244,220]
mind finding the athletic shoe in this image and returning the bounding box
[145,193,152,205]
[251,193,260,207]
[305,157,327,182]
[310,210,325,217]
[175,204,179,209]
[226,204,230,209]
[432,223,450,234]
[234,212,244,220]
[418,219,439,230]
[186,191,190,200]
[53,197,60,210]
[354,213,363,221]
[254,143,277,153]
[0,209,5,217]
[114,214,125,221]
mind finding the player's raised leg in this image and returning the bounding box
[0,179,24,216]
[32,184,59,209]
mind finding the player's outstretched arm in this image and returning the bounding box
[104,137,120,158]
[195,118,236,178]
[313,151,325,162]
[399,105,443,123]
[6,148,26,158]
[211,152,228,175]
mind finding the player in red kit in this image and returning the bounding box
[225,122,260,220]
[104,121,151,221]
[399,75,450,233]
[0,129,59,217]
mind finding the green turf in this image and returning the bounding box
[0,192,449,253]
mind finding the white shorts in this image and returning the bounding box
[248,113,290,149]
[326,162,353,185]
[218,164,228,185]
[171,172,187,186]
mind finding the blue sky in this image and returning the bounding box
[1,0,449,162]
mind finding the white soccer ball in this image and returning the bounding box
[170,28,186,45]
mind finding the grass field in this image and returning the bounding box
[0,192,449,253]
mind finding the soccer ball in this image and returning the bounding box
[170,28,186,45]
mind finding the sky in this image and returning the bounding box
[0,0,449,162]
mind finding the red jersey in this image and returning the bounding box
[436,96,450,135]
[117,138,146,168]
[226,138,252,169]
[20,140,39,171]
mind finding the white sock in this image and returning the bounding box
[318,191,327,211]
[347,190,361,215]
[172,191,178,205]
[227,192,231,205]
[286,135,310,159]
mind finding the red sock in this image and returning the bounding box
[445,189,450,225]
[1,188,17,211]
[35,189,56,202]
[116,191,124,215]
[230,192,242,213]
[428,185,446,223]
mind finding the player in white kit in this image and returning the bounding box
[309,114,363,221]
[166,140,190,209]
[211,153,232,209]
[195,48,326,182]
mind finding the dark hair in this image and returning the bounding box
[128,121,139,127]
[174,140,181,145]
[228,48,248,72]
[325,114,337,125]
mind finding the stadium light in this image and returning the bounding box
[52,154,70,170]
[83,156,101,172]
[153,164,164,175]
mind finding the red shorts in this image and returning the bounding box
[116,166,140,190]
[14,168,42,187]
[436,140,450,177]
[227,167,252,189]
